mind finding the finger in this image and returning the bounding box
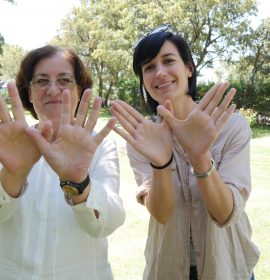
[75,89,92,126]
[157,104,179,129]
[110,106,137,136]
[204,82,230,115]
[39,120,53,142]
[215,104,236,131]
[93,117,116,145]
[60,90,72,125]
[163,100,173,114]
[25,126,50,153]
[84,96,102,132]
[211,88,236,122]
[198,82,223,111]
[7,82,26,121]
[111,100,144,125]
[113,124,137,146]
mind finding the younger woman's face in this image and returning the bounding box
[142,40,192,105]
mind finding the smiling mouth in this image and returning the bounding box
[155,81,175,89]
[44,100,62,105]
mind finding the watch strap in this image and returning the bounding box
[60,174,90,195]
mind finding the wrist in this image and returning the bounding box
[0,167,29,198]
[60,174,90,196]
[150,154,173,170]
[187,152,212,173]
[190,158,216,179]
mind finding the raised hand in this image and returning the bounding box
[0,82,41,177]
[25,89,116,182]
[110,100,173,166]
[157,82,236,165]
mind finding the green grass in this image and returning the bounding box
[246,136,270,279]
[251,124,270,138]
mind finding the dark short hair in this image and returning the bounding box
[16,45,93,119]
[133,31,197,113]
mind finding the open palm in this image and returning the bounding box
[157,82,236,162]
[0,82,40,176]
[110,100,173,166]
[26,89,115,182]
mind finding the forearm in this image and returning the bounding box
[145,167,174,224]
[0,167,29,198]
[190,155,233,224]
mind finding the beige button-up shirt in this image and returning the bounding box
[128,113,259,280]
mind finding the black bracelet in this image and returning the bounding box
[150,154,173,169]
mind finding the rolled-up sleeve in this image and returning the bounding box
[126,143,153,205]
[0,183,20,223]
[0,169,28,223]
[211,114,252,227]
[71,137,126,238]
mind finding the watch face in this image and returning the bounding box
[61,185,80,196]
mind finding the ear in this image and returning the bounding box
[186,62,194,78]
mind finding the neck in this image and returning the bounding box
[171,95,197,120]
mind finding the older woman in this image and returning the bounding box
[0,45,125,279]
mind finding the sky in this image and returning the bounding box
[0,0,269,51]
[0,0,81,50]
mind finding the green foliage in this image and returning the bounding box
[197,81,215,98]
[226,18,270,115]
[52,0,257,109]
[251,124,270,138]
[115,76,142,110]
[0,44,25,80]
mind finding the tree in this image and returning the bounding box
[52,0,132,107]
[53,0,257,110]
[0,44,25,80]
[226,18,270,115]
[0,0,16,70]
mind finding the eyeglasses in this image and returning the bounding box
[30,76,76,90]
[133,24,174,49]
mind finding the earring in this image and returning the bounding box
[142,86,147,98]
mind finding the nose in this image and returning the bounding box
[46,81,61,96]
[156,64,167,78]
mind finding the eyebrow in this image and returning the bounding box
[143,52,177,66]
[160,52,177,58]
[33,72,73,78]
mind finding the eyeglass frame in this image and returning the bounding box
[132,24,174,50]
[30,75,77,91]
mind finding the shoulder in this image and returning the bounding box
[214,111,251,152]
[221,111,251,140]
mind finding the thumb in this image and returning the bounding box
[157,103,177,128]
[93,117,117,145]
[39,120,53,142]
[164,100,173,113]
[25,126,50,153]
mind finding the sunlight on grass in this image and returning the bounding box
[247,136,270,279]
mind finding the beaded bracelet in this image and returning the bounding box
[150,154,174,170]
[190,159,216,179]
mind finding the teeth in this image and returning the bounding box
[157,81,172,88]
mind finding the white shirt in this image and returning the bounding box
[0,137,125,280]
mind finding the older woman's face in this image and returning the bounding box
[28,52,79,124]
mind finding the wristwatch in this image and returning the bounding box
[60,175,90,196]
